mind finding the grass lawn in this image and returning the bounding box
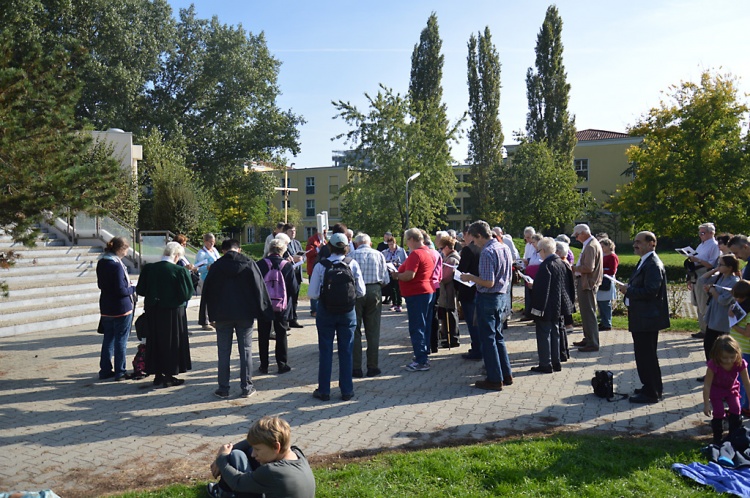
[107,434,715,497]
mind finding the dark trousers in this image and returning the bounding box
[632,330,663,398]
[704,327,729,361]
[438,307,459,344]
[198,292,209,326]
[257,314,289,369]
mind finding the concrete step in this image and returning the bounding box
[0,296,199,337]
[1,290,101,311]
[0,266,98,284]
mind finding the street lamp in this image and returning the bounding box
[405,171,421,230]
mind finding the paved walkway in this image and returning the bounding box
[0,300,708,497]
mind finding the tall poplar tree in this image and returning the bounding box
[406,12,457,226]
[467,27,504,222]
[525,4,577,163]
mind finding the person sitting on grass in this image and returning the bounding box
[208,416,316,498]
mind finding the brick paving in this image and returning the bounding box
[0,293,709,497]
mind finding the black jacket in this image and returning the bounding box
[202,251,274,323]
[625,253,671,333]
[531,254,575,321]
[456,242,481,302]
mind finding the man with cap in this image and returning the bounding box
[571,224,603,352]
[307,232,366,401]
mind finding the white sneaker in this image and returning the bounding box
[405,361,430,372]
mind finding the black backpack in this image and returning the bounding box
[591,370,628,401]
[319,257,357,314]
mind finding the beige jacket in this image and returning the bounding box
[576,237,603,291]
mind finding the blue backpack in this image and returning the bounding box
[262,258,288,313]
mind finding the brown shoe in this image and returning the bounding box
[578,345,600,352]
[572,340,588,347]
[474,380,503,391]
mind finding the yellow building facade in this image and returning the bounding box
[262,129,641,241]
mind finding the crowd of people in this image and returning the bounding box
[94,219,750,455]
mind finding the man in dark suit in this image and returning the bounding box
[618,231,670,404]
[528,237,575,373]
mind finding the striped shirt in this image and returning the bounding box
[351,245,390,285]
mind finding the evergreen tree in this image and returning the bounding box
[0,1,123,244]
[467,27,504,222]
[525,5,577,163]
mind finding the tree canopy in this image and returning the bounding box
[0,1,123,243]
[467,27,504,223]
[607,71,750,239]
[503,141,584,234]
[333,86,460,236]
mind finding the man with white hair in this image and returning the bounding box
[571,224,603,352]
[350,233,390,377]
[688,222,720,338]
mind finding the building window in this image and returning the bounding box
[447,198,461,215]
[329,184,339,194]
[306,227,315,239]
[329,207,339,217]
[306,199,315,217]
[280,177,290,188]
[306,177,315,195]
[577,187,589,195]
[574,159,589,181]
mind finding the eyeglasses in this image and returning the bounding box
[699,232,707,235]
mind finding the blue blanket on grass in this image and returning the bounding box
[673,462,750,497]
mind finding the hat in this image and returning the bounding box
[329,233,348,248]
[571,223,590,237]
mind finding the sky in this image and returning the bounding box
[168,0,750,168]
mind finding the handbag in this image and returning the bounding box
[134,312,149,341]
[599,277,612,292]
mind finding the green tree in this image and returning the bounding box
[525,5,577,163]
[503,141,583,234]
[467,27,504,222]
[67,0,175,131]
[138,129,207,239]
[0,2,122,244]
[216,168,276,236]
[333,86,460,235]
[409,13,445,114]
[607,71,750,239]
[146,7,304,185]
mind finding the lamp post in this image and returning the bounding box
[405,171,421,231]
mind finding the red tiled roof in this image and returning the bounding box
[576,129,630,141]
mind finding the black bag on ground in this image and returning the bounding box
[591,370,628,401]
[319,257,356,314]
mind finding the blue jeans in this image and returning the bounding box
[316,306,355,396]
[460,297,481,358]
[598,299,612,328]
[405,293,432,364]
[99,314,133,379]
[475,292,512,383]
[310,298,318,314]
[216,320,254,391]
